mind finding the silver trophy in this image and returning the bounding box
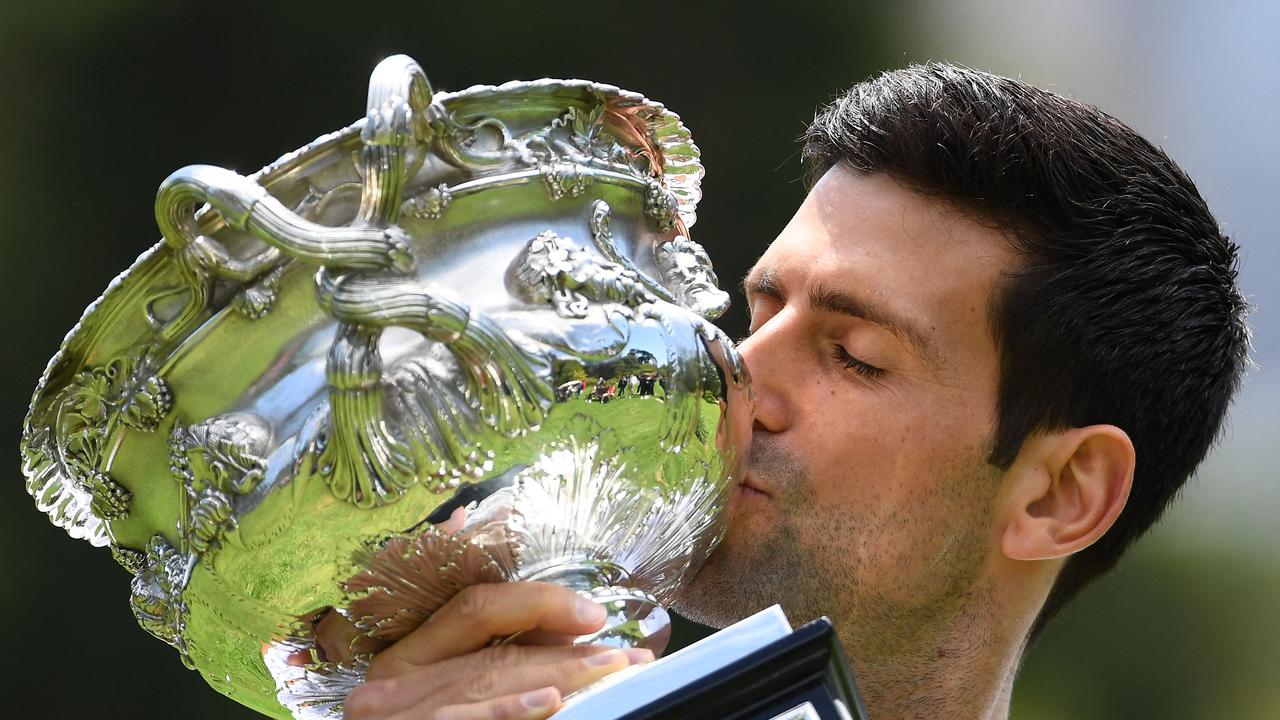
[20,55,751,718]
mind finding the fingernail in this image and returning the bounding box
[624,648,655,665]
[521,686,557,710]
[575,596,606,624]
[584,649,625,667]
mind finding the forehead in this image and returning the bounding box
[755,168,1017,361]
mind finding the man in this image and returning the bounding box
[344,63,1249,720]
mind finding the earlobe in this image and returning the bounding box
[1001,426,1135,562]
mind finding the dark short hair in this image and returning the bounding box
[801,63,1250,637]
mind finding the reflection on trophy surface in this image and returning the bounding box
[20,54,751,718]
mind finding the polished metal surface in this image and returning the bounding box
[21,54,749,719]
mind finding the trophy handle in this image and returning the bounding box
[358,54,433,222]
[302,56,554,507]
[310,273,553,507]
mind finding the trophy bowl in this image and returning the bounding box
[20,55,751,718]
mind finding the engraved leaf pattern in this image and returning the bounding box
[343,526,511,642]
[21,425,110,546]
[22,345,174,545]
[85,470,133,521]
[68,369,113,422]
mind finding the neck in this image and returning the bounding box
[842,583,1030,720]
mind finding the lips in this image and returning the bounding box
[738,471,770,498]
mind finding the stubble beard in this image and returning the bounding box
[674,433,1000,664]
[675,435,842,630]
[674,425,1013,719]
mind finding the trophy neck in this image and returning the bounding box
[521,560,629,592]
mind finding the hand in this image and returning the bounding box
[344,581,654,720]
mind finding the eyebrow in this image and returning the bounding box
[743,268,941,368]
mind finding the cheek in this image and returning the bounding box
[802,392,996,525]
[809,448,1001,610]
[792,385,930,501]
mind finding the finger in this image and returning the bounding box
[364,644,617,713]
[370,583,606,675]
[421,686,563,720]
[509,629,581,647]
[349,685,562,720]
[364,647,648,717]
[428,649,633,707]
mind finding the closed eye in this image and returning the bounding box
[831,344,884,379]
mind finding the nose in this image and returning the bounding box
[736,311,799,433]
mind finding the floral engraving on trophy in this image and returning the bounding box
[644,176,681,232]
[430,96,690,212]
[112,544,146,574]
[83,469,132,521]
[130,535,193,664]
[540,161,590,199]
[402,183,453,220]
[170,412,272,557]
[546,102,649,171]
[21,345,172,540]
[233,263,288,319]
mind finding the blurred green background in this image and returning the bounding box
[2,1,1275,717]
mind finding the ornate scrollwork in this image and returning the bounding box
[130,535,193,664]
[403,184,452,220]
[655,235,731,320]
[24,52,740,720]
[435,99,655,183]
[148,160,416,342]
[233,264,288,319]
[511,230,656,318]
[303,280,553,507]
[21,345,173,542]
[644,177,681,232]
[169,412,272,557]
[278,56,559,509]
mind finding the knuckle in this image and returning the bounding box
[484,643,526,669]
[364,654,398,682]
[487,698,517,720]
[532,583,576,615]
[571,643,602,658]
[344,682,388,719]
[484,695,530,720]
[453,583,496,619]
[463,668,502,702]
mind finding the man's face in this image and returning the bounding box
[678,168,1019,655]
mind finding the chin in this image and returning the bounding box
[674,526,765,628]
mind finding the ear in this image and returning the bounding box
[1001,426,1135,562]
